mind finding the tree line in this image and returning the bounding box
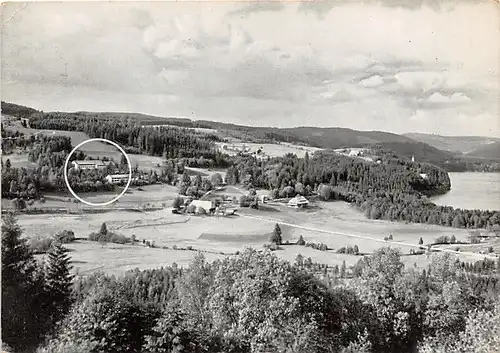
[3,212,499,353]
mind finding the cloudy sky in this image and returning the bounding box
[2,0,499,136]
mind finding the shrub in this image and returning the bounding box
[55,230,76,244]
[297,235,306,246]
[186,204,196,214]
[172,196,183,209]
[89,231,130,244]
[435,235,450,244]
[263,243,280,251]
[29,235,54,254]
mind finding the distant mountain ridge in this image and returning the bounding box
[467,141,500,160]
[2,101,499,170]
[404,132,500,155]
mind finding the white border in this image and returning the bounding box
[63,138,132,207]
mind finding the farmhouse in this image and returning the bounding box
[72,160,108,171]
[190,200,216,213]
[20,118,30,127]
[288,195,309,208]
[419,173,429,180]
[105,174,130,184]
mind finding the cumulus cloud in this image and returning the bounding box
[359,75,385,88]
[1,1,499,137]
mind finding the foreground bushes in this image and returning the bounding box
[33,246,500,353]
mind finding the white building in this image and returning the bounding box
[105,174,129,184]
[419,173,428,180]
[190,200,216,213]
[288,195,309,208]
[72,160,108,171]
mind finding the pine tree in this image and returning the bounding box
[297,234,305,246]
[1,213,43,349]
[100,222,108,236]
[45,242,74,326]
[270,223,282,245]
[340,260,346,278]
[418,237,424,245]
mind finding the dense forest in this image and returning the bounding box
[224,151,500,229]
[2,213,500,353]
[26,112,227,164]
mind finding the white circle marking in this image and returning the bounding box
[63,138,132,207]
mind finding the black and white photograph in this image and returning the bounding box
[1,1,499,352]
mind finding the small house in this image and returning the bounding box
[419,173,428,180]
[288,195,309,208]
[105,174,130,184]
[190,200,216,214]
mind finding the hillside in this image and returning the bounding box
[280,127,414,149]
[371,141,455,163]
[2,101,416,148]
[467,141,500,159]
[3,101,499,172]
[404,132,500,154]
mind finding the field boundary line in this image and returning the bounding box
[238,214,497,260]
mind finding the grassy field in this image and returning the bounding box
[2,184,179,211]
[16,186,496,275]
[36,240,223,277]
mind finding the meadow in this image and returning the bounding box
[20,186,496,276]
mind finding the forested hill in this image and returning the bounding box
[227,150,499,228]
[0,101,427,148]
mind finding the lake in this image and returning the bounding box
[432,172,500,211]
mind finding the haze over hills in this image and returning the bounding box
[404,132,500,155]
[467,141,500,160]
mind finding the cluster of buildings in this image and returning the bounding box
[71,160,133,185]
